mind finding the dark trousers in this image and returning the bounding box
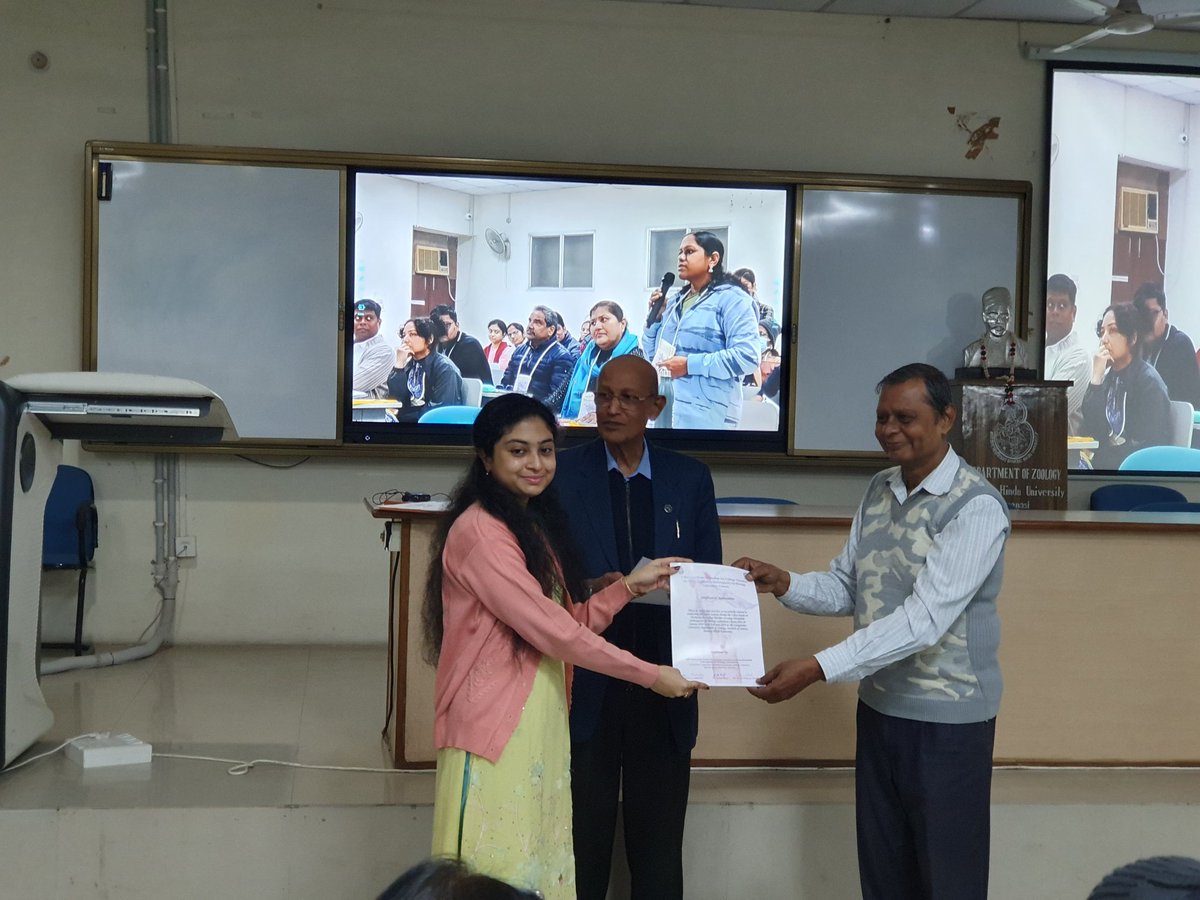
[571,683,691,900]
[856,701,996,900]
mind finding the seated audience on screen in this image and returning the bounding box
[732,266,773,321]
[554,300,645,422]
[760,347,781,386]
[500,305,575,407]
[506,321,526,349]
[1081,303,1171,469]
[484,318,514,370]
[1132,282,1200,408]
[757,351,782,403]
[352,299,394,398]
[643,231,760,428]
[1044,274,1092,434]
[387,318,466,422]
[579,316,592,349]
[553,310,581,360]
[431,304,493,386]
[377,857,540,899]
[746,318,782,387]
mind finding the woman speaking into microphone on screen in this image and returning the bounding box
[642,231,760,429]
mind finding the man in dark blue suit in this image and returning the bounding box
[555,355,721,900]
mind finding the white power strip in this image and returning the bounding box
[65,733,152,768]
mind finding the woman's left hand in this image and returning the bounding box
[625,556,690,595]
[659,356,688,378]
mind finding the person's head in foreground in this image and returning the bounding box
[377,857,541,899]
[1087,855,1200,900]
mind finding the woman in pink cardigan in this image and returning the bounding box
[423,392,705,899]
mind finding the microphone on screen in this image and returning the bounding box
[646,272,675,328]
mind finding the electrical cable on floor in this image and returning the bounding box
[152,752,428,776]
[1,733,102,774]
[2,737,431,777]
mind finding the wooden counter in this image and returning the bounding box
[371,501,1200,768]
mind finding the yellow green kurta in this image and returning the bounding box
[431,651,574,899]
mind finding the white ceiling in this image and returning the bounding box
[610,0,1200,102]
[610,0,1200,32]
[385,173,587,196]
[1094,70,1200,104]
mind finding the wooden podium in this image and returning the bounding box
[949,379,1070,511]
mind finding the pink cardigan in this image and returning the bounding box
[433,503,659,763]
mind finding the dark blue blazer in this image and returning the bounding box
[554,439,722,752]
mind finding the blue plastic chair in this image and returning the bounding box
[42,465,99,656]
[1089,483,1187,511]
[1118,446,1200,473]
[418,405,481,425]
[716,496,798,505]
[1129,501,1200,513]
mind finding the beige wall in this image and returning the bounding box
[5,0,1200,643]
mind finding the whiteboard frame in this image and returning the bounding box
[84,142,348,449]
[786,179,1032,458]
[82,142,1030,459]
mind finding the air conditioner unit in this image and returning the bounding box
[1118,187,1159,234]
[414,245,450,275]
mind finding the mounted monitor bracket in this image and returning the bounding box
[0,372,237,767]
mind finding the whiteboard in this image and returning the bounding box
[791,188,1024,454]
[95,159,342,441]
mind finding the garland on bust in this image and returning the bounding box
[979,336,1018,405]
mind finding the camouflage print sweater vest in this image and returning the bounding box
[855,463,1005,724]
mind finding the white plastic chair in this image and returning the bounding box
[462,378,483,407]
[1169,400,1194,447]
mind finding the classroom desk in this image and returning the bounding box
[369,500,1200,769]
[351,398,401,422]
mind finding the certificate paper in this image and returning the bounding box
[669,563,765,687]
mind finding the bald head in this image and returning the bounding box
[595,355,665,450]
[600,355,659,398]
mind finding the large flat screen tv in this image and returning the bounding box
[343,166,794,452]
[1046,62,1200,475]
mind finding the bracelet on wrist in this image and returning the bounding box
[623,576,638,597]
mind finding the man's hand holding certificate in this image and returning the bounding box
[668,562,766,688]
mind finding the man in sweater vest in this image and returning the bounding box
[734,362,1010,900]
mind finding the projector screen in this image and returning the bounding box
[1046,63,1200,475]
[343,168,793,451]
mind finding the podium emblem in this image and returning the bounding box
[989,396,1038,464]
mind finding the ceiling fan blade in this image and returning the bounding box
[1153,12,1200,26]
[1051,27,1115,53]
[1063,0,1114,17]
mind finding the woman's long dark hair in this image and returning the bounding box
[421,393,588,664]
[690,230,734,288]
